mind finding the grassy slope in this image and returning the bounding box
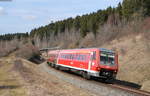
[0,54,97,96]
[0,56,26,96]
[102,34,150,92]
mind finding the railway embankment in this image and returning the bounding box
[101,34,150,92]
[0,55,97,96]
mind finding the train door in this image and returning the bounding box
[88,51,96,71]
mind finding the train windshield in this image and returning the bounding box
[100,52,115,66]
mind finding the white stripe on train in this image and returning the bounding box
[55,63,100,77]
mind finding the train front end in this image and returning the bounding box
[98,48,118,80]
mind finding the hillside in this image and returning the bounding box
[102,34,150,92]
[0,0,150,93]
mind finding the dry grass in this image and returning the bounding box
[0,58,26,96]
[15,43,40,60]
[0,39,24,57]
[19,58,96,96]
[101,34,150,92]
[31,17,146,50]
[33,29,81,49]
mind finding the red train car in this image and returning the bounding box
[47,48,118,80]
[47,50,59,67]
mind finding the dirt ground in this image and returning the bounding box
[0,55,97,96]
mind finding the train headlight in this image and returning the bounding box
[96,67,100,70]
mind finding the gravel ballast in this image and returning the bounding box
[39,63,142,96]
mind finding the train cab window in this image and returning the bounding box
[100,53,115,66]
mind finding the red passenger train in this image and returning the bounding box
[47,48,118,80]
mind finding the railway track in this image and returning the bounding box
[89,78,150,96]
[109,84,150,96]
[39,63,150,96]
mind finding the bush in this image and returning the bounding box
[15,43,40,60]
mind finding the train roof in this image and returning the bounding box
[59,48,114,53]
[99,48,114,53]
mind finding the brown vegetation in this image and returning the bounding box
[0,39,19,57]
[15,43,40,60]
[33,17,144,49]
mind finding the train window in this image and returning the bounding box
[81,55,84,61]
[73,54,75,60]
[63,54,65,59]
[72,54,87,61]
[62,54,64,58]
[68,54,70,59]
[67,54,69,59]
[69,54,71,59]
[71,54,73,59]
[67,54,70,59]
[78,54,81,61]
[75,54,78,60]
[61,54,65,59]
[77,54,80,60]
[71,54,74,60]
[72,54,75,60]
[80,55,83,61]
[82,55,86,61]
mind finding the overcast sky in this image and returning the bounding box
[0,0,122,35]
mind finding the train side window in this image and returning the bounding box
[77,54,79,60]
[80,55,82,60]
[69,54,71,59]
[83,55,86,61]
[68,54,70,59]
[71,54,73,60]
[80,55,83,61]
[70,54,72,59]
[72,54,75,60]
[67,54,69,59]
[77,54,80,61]
[63,54,65,59]
[75,54,78,60]
[81,55,84,61]
[65,54,67,59]
[61,54,65,59]
[61,54,63,58]
[72,54,74,60]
